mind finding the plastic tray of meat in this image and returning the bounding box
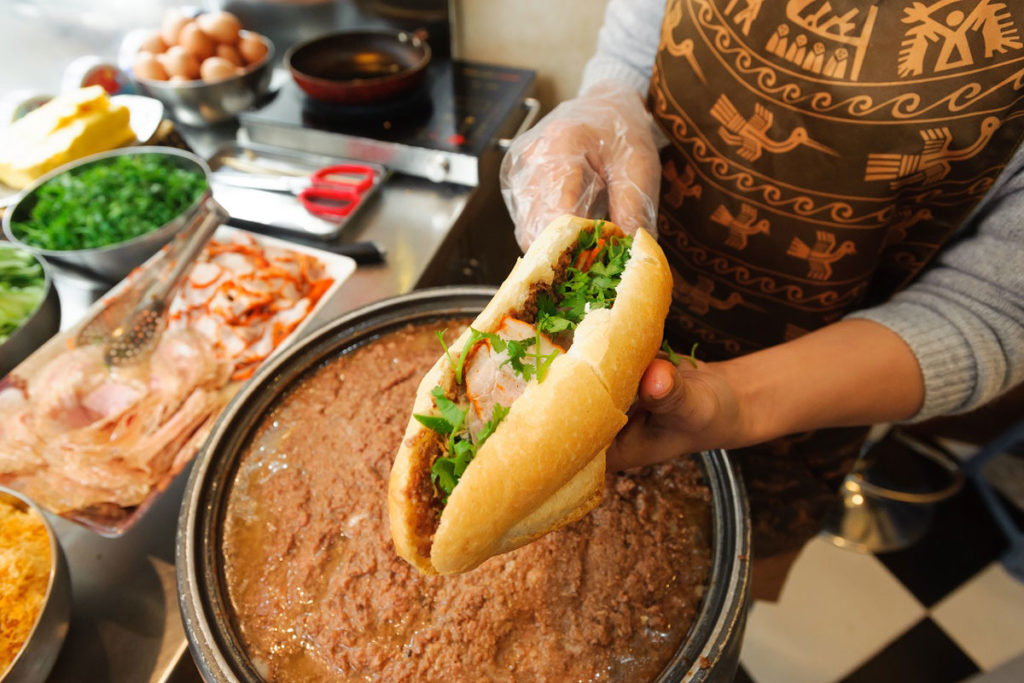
[0,227,354,535]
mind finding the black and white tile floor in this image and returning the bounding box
[735,442,1024,683]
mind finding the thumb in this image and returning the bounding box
[637,358,720,435]
[638,359,687,411]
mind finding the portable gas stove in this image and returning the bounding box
[240,58,538,186]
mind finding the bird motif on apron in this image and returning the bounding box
[648,0,1024,556]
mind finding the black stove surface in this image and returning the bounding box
[242,59,535,158]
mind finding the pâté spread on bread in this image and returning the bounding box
[389,215,673,574]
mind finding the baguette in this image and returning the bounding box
[388,215,672,574]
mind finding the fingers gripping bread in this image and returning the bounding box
[388,216,673,574]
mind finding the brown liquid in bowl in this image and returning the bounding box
[222,320,712,682]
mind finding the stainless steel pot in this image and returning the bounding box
[0,246,60,378]
[2,146,213,283]
[0,485,71,683]
[177,287,751,682]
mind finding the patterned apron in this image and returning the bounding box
[648,0,1024,555]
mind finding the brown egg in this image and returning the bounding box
[133,51,168,81]
[138,31,168,55]
[200,56,238,83]
[160,10,190,47]
[161,45,200,80]
[238,32,269,66]
[197,11,242,45]
[179,22,216,61]
[215,43,244,67]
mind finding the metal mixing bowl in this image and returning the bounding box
[132,32,274,126]
[0,246,60,378]
[177,287,751,682]
[2,146,212,283]
[0,486,71,683]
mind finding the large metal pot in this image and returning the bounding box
[177,287,750,681]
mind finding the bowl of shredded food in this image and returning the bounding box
[0,243,59,378]
[2,146,209,282]
[0,486,70,682]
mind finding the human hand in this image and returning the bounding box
[606,358,750,471]
[499,80,661,251]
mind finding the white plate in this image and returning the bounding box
[0,93,165,208]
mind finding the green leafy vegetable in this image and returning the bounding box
[661,340,682,366]
[536,228,633,337]
[0,244,46,344]
[10,154,206,251]
[435,329,454,369]
[416,394,511,503]
[661,340,699,369]
[442,326,560,385]
[413,414,453,435]
[417,223,635,505]
[454,328,495,384]
[475,404,510,445]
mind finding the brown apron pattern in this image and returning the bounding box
[649,0,1024,556]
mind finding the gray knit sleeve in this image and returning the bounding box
[579,0,666,95]
[847,143,1024,422]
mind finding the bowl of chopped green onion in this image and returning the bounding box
[0,243,59,378]
[2,147,210,283]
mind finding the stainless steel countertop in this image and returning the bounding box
[43,148,476,682]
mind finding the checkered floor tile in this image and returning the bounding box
[736,445,1024,683]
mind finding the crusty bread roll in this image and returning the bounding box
[388,215,672,574]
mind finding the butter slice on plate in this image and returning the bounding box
[0,85,136,189]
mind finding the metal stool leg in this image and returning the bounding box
[964,419,1024,583]
[822,429,964,553]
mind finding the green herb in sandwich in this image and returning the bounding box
[415,387,510,503]
[537,221,634,337]
[415,222,635,504]
[661,340,699,369]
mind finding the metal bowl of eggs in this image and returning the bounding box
[127,9,274,125]
[0,486,71,682]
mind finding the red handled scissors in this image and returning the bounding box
[214,164,377,219]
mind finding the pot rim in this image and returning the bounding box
[177,286,750,682]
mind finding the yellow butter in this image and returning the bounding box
[0,86,136,189]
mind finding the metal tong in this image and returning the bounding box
[76,198,228,366]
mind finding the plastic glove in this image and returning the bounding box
[500,81,662,251]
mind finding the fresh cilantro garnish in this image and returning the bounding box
[444,326,560,385]
[413,413,453,434]
[429,386,467,440]
[435,329,454,369]
[661,340,682,366]
[452,328,501,384]
[417,395,511,503]
[537,228,633,337]
[476,403,510,445]
[661,340,699,369]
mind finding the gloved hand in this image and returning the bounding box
[500,80,662,251]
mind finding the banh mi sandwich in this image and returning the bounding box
[388,215,673,575]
